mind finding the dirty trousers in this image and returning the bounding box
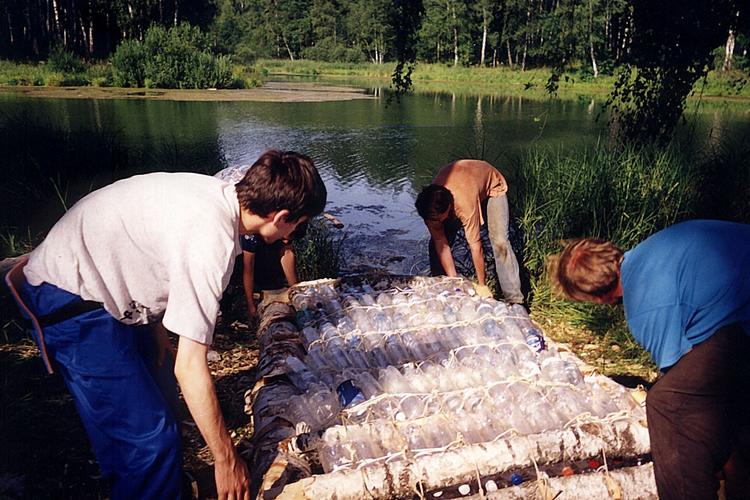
[429,194,522,303]
[646,324,750,500]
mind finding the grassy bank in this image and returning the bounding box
[255,59,750,101]
[512,137,750,382]
[2,57,748,102]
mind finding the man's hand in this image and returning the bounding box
[474,284,493,298]
[174,336,251,500]
[246,300,257,322]
[214,449,251,500]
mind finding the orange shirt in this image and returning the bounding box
[433,159,508,245]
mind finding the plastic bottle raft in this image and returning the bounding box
[245,275,657,499]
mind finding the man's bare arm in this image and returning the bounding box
[174,336,250,500]
[427,222,458,277]
[468,240,487,285]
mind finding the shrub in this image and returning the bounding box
[136,23,235,89]
[111,40,147,87]
[232,45,257,66]
[59,74,90,86]
[47,44,85,73]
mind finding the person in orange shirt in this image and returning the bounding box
[415,159,523,304]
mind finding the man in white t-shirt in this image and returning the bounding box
[16,150,326,499]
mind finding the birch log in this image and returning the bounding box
[277,417,650,499]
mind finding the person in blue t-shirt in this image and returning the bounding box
[549,220,750,500]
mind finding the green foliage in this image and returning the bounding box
[111,40,147,87]
[293,217,346,281]
[390,0,424,95]
[516,143,698,281]
[605,0,746,143]
[302,39,366,63]
[514,142,701,364]
[47,44,85,73]
[111,23,235,89]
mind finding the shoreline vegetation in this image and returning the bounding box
[1,58,749,103]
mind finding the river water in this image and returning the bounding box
[1,81,748,272]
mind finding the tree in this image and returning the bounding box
[390,0,423,95]
[606,0,747,143]
[346,0,392,63]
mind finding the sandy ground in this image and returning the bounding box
[0,81,374,102]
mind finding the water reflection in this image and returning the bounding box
[1,89,748,271]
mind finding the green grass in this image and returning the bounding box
[510,139,750,381]
[2,57,748,102]
[293,216,347,282]
[255,59,750,100]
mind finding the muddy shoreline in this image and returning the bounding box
[0,81,374,102]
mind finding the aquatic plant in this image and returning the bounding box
[293,216,346,281]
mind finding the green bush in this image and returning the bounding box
[302,39,365,64]
[136,23,235,89]
[47,44,85,73]
[59,74,91,86]
[111,40,147,87]
[232,45,257,66]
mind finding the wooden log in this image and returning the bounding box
[473,463,657,499]
[277,417,650,500]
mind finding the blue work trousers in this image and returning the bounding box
[21,281,182,500]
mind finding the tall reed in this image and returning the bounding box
[514,141,699,344]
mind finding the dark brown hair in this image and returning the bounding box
[235,150,327,222]
[547,238,624,302]
[415,184,454,220]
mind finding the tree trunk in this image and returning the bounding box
[480,7,488,67]
[521,0,531,71]
[452,3,459,67]
[51,0,62,41]
[589,0,598,78]
[283,34,294,61]
[722,29,735,71]
[506,39,513,68]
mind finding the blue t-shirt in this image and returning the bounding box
[621,220,750,370]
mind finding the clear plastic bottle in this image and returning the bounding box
[354,371,382,399]
[519,326,543,351]
[476,300,495,318]
[376,292,393,307]
[285,355,319,391]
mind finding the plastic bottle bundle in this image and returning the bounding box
[539,349,586,387]
[287,383,341,431]
[289,277,645,473]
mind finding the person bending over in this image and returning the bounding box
[216,164,310,320]
[11,150,326,499]
[415,159,523,303]
[548,220,750,500]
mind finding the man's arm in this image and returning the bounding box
[174,336,250,500]
[241,250,257,320]
[427,222,458,277]
[468,240,487,285]
[279,243,298,286]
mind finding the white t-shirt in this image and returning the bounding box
[25,172,242,345]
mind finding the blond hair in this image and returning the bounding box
[547,238,623,302]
